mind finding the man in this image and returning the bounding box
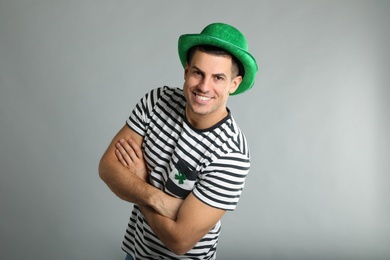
[99,22,258,259]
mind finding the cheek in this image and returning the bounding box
[216,85,230,96]
[182,82,191,98]
[184,77,199,90]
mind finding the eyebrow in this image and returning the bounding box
[192,65,227,79]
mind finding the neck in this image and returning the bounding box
[185,107,229,130]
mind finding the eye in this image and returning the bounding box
[192,70,202,78]
[214,75,226,82]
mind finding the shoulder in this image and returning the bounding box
[217,114,249,157]
[143,86,185,105]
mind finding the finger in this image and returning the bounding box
[115,149,128,167]
[116,140,134,165]
[120,139,140,164]
[128,139,143,159]
[115,142,129,164]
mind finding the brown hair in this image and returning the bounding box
[186,45,245,78]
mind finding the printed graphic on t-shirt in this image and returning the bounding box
[165,158,198,198]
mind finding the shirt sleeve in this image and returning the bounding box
[126,87,163,136]
[192,151,250,211]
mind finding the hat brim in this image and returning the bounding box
[178,34,258,95]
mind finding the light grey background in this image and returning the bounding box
[0,1,389,259]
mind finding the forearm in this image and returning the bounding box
[139,193,221,255]
[140,205,195,255]
[99,157,155,205]
[99,157,180,219]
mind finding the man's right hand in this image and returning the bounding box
[151,192,183,220]
[114,136,183,220]
[115,138,149,182]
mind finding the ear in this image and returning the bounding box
[184,62,189,80]
[229,75,242,94]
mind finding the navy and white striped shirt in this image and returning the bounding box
[122,86,250,259]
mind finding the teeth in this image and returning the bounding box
[196,94,211,101]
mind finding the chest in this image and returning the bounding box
[142,111,231,198]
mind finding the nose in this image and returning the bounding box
[197,77,212,92]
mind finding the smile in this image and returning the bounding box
[195,93,212,101]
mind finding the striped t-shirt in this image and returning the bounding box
[122,86,250,259]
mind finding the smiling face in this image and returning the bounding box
[183,49,242,129]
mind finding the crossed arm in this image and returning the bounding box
[99,125,226,255]
[98,125,182,219]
